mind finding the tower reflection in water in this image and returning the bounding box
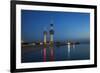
[43,47,46,62]
[50,47,54,61]
[43,45,54,62]
[43,43,76,62]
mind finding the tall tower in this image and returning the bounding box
[49,23,54,61]
[43,29,47,45]
[49,23,54,45]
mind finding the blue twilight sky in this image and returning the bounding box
[21,10,90,42]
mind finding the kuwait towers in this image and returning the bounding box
[43,20,54,46]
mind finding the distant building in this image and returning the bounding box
[21,40,24,43]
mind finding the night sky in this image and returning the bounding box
[21,10,90,42]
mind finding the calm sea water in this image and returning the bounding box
[21,44,90,63]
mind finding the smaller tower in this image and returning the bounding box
[43,28,47,45]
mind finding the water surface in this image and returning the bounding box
[21,44,90,63]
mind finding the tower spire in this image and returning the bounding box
[51,17,53,24]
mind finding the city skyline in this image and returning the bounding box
[21,10,90,42]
